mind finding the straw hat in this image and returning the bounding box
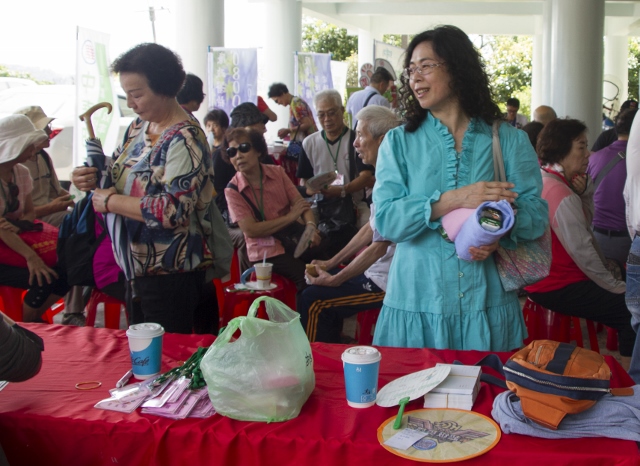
[13,105,55,131]
[0,115,49,164]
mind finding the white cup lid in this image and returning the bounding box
[341,345,381,364]
[126,323,165,338]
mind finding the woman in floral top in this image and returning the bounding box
[268,83,317,142]
[72,43,215,333]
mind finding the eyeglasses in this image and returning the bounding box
[316,108,340,120]
[402,62,445,80]
[3,181,19,214]
[226,142,252,158]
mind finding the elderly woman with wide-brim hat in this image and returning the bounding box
[0,115,71,321]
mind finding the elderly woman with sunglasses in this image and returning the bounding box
[0,115,70,321]
[225,128,320,291]
[372,26,548,351]
[70,43,215,334]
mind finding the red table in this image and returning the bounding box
[0,324,638,466]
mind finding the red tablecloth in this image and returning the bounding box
[0,324,638,466]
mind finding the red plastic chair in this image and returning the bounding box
[220,272,295,328]
[86,289,126,329]
[0,285,26,322]
[522,297,599,352]
[355,308,381,345]
[0,285,64,323]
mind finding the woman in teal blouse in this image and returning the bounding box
[372,26,548,351]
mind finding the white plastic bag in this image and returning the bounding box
[200,296,315,422]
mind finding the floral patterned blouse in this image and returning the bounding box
[289,96,317,141]
[109,117,214,277]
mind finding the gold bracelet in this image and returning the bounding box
[104,193,115,213]
[306,221,316,228]
[75,381,102,390]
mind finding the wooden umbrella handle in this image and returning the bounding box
[79,102,113,140]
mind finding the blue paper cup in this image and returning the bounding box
[341,346,381,408]
[126,323,165,379]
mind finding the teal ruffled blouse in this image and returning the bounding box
[372,114,548,351]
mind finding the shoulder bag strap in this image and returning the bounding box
[226,182,264,221]
[362,91,377,108]
[593,151,625,190]
[492,120,507,182]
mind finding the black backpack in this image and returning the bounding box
[56,192,107,286]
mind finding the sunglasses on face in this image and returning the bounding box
[226,142,252,158]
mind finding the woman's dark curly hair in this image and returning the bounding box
[399,25,502,132]
[225,127,268,160]
[112,43,186,98]
[536,118,587,165]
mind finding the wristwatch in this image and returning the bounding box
[340,186,346,198]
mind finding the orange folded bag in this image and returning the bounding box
[503,340,633,430]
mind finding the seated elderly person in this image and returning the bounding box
[300,106,400,343]
[14,106,85,327]
[213,103,274,273]
[0,115,70,322]
[297,89,375,259]
[525,118,636,364]
[225,128,320,291]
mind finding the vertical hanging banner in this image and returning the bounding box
[374,40,405,79]
[294,52,333,119]
[75,27,119,167]
[208,47,258,115]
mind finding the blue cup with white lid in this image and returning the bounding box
[341,346,381,408]
[126,323,165,379]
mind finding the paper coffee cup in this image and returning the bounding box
[126,323,165,379]
[341,346,381,408]
[254,262,273,290]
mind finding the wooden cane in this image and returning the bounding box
[79,102,113,140]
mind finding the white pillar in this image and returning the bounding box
[174,0,224,122]
[549,0,604,136]
[358,28,375,82]
[531,31,544,112]
[264,0,302,131]
[541,0,553,106]
[604,35,629,113]
[264,0,301,94]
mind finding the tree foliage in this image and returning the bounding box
[477,35,533,116]
[301,16,357,62]
[629,38,640,101]
[0,65,48,84]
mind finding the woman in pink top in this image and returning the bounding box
[225,128,320,291]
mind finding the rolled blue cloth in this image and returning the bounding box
[454,200,515,261]
[492,388,640,441]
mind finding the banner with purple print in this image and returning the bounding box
[208,47,257,115]
[294,52,333,118]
